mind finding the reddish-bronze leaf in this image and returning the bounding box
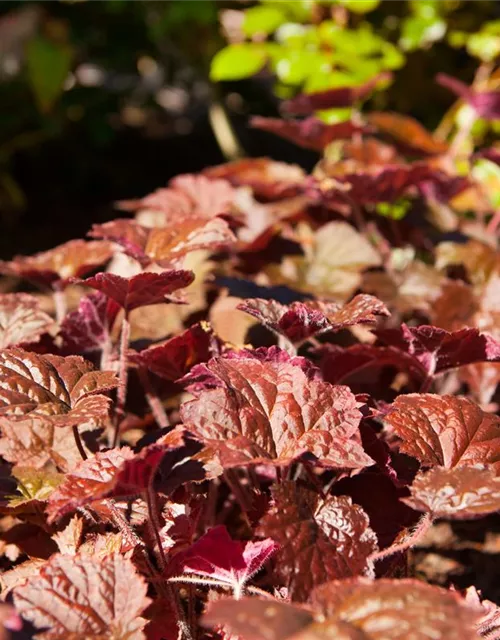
[404,465,500,519]
[437,73,500,120]
[238,295,388,345]
[80,270,194,313]
[257,483,378,601]
[282,73,392,115]
[367,111,449,156]
[385,394,500,472]
[376,324,500,376]
[0,293,54,348]
[135,322,214,381]
[181,348,372,470]
[0,348,117,428]
[59,292,120,354]
[0,239,113,288]
[310,578,481,640]
[203,598,315,640]
[14,552,151,639]
[251,116,368,152]
[90,216,235,268]
[204,157,306,199]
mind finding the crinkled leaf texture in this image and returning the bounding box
[257,482,378,602]
[0,239,113,288]
[0,348,118,428]
[385,394,500,472]
[376,324,500,376]
[13,552,151,639]
[81,270,194,313]
[0,293,54,348]
[238,295,389,345]
[173,525,278,595]
[204,578,480,640]
[404,465,500,519]
[180,347,373,470]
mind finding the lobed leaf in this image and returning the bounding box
[0,293,54,348]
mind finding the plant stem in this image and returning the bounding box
[369,513,434,563]
[72,425,88,461]
[113,315,131,448]
[53,287,67,324]
[144,483,168,573]
[138,368,170,427]
[223,470,253,520]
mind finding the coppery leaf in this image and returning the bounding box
[367,111,449,156]
[0,348,117,428]
[385,394,500,471]
[80,270,194,313]
[14,552,151,639]
[404,465,500,519]
[257,483,378,601]
[0,240,113,289]
[238,295,388,345]
[0,293,54,348]
[181,348,372,470]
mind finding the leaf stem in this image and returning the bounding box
[144,483,168,573]
[53,287,67,324]
[72,425,88,461]
[113,315,131,448]
[138,367,170,427]
[369,512,434,563]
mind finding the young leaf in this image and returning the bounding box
[180,348,373,470]
[0,348,118,428]
[172,525,278,597]
[59,291,120,354]
[404,465,500,519]
[257,483,378,601]
[90,216,235,268]
[80,270,194,314]
[0,293,54,348]
[0,239,113,289]
[238,294,389,346]
[385,394,500,471]
[14,552,151,639]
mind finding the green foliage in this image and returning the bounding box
[211,44,267,82]
[26,35,73,113]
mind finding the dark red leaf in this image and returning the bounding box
[257,483,378,601]
[404,465,500,519]
[0,239,113,289]
[437,73,500,120]
[385,394,500,471]
[282,73,392,115]
[180,348,372,470]
[0,293,54,348]
[59,291,120,354]
[250,117,369,152]
[80,270,194,313]
[376,324,500,376]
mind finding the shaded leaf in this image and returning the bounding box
[0,348,117,428]
[26,35,72,113]
[181,348,372,470]
[385,394,500,471]
[0,293,54,348]
[404,465,500,519]
[0,240,113,289]
[257,483,378,601]
[80,270,194,314]
[14,552,151,639]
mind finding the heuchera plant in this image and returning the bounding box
[2,6,500,640]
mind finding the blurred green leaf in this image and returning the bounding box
[261,0,313,22]
[243,5,287,37]
[467,32,500,62]
[272,50,328,85]
[210,43,267,81]
[376,200,411,220]
[338,0,380,14]
[26,35,73,114]
[400,15,446,51]
[472,159,500,207]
